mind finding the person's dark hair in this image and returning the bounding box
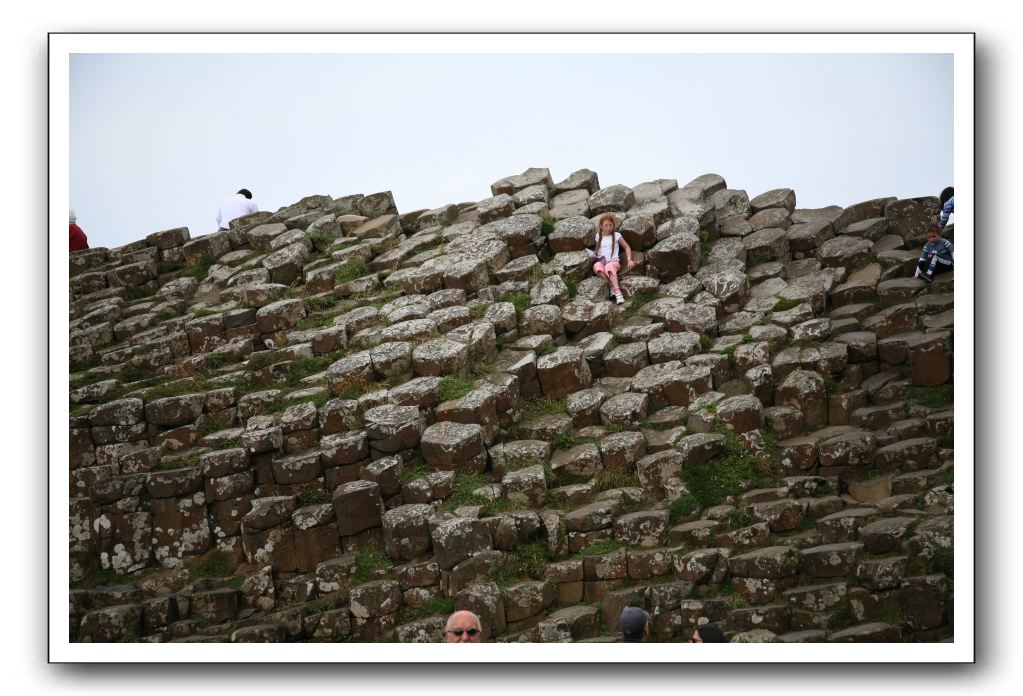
[695,624,728,643]
[939,186,954,206]
[237,189,253,199]
[926,221,942,234]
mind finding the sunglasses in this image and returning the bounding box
[447,628,480,637]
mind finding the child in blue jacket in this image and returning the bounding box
[915,223,954,283]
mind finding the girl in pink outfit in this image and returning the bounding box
[591,213,635,304]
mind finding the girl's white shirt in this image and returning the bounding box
[595,231,618,262]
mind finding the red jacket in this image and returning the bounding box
[69,224,89,252]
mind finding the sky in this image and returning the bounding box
[69,51,953,249]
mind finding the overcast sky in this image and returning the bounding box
[70,51,952,249]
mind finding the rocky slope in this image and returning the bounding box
[67,168,954,643]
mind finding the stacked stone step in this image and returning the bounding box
[68,169,953,643]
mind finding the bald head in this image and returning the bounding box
[444,610,482,643]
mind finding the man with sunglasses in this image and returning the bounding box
[444,610,483,643]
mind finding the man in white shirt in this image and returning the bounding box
[217,188,258,230]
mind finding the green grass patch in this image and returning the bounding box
[69,370,115,390]
[573,538,622,559]
[499,291,532,316]
[680,429,775,508]
[521,395,566,421]
[120,366,158,383]
[723,506,756,531]
[535,342,557,357]
[629,292,658,312]
[337,384,364,400]
[907,385,954,409]
[439,374,476,402]
[307,231,338,250]
[192,308,220,318]
[826,598,856,630]
[246,351,277,372]
[295,311,340,332]
[188,550,235,579]
[156,259,186,275]
[306,293,340,312]
[306,596,337,615]
[699,333,712,352]
[151,311,178,325]
[204,352,227,372]
[495,541,549,587]
[370,290,405,310]
[283,351,348,388]
[403,595,456,622]
[400,462,431,485]
[772,298,800,312]
[328,238,361,253]
[297,489,332,506]
[123,285,157,302]
[181,254,217,283]
[668,495,701,524]
[594,468,640,492]
[440,473,493,512]
[469,302,491,320]
[541,216,556,237]
[698,230,711,266]
[564,277,578,298]
[823,377,844,395]
[502,457,540,475]
[554,433,596,450]
[334,259,370,285]
[353,548,392,585]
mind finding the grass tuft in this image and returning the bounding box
[572,538,622,559]
[772,298,800,312]
[499,291,532,316]
[352,548,392,585]
[521,396,566,421]
[439,374,476,402]
[593,468,640,492]
[494,542,549,587]
[334,259,370,285]
[668,495,701,524]
[297,489,332,506]
[907,385,954,409]
[181,255,217,283]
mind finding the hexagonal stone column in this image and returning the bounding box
[420,421,487,474]
[536,347,591,400]
[412,338,469,377]
[332,480,384,536]
[364,404,425,454]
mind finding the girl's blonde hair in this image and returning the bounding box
[597,213,617,235]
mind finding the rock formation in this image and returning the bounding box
[67,170,954,643]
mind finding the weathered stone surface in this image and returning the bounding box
[332,480,384,536]
[431,518,493,570]
[536,347,591,400]
[420,421,486,473]
[382,504,433,561]
[728,546,801,579]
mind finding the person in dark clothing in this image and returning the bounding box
[691,624,729,643]
[69,209,88,251]
[939,186,954,229]
[618,606,651,642]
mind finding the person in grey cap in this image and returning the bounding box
[618,606,651,642]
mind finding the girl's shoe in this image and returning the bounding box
[615,292,625,305]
